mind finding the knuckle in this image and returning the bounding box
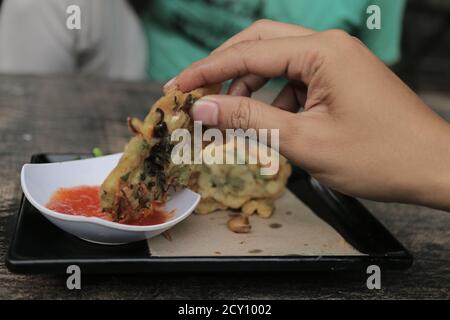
[319,29,361,60]
[229,98,253,129]
[231,40,253,54]
[229,42,254,75]
[182,61,202,78]
[189,59,204,70]
[251,19,272,30]
[184,59,210,84]
[322,29,352,42]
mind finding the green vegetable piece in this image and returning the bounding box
[120,172,131,182]
[92,147,104,157]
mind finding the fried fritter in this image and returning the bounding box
[190,140,292,218]
[100,85,218,223]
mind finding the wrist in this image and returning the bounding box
[412,124,450,211]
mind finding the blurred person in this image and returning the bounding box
[0,0,147,80]
[0,0,405,81]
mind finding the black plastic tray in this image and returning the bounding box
[6,154,413,274]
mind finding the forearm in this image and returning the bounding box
[405,110,450,211]
[410,117,450,211]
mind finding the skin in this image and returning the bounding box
[165,20,450,211]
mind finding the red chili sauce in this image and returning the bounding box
[46,186,170,226]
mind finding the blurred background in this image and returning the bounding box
[0,0,448,97]
[396,0,449,93]
[396,0,450,116]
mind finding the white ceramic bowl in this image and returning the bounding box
[20,153,200,245]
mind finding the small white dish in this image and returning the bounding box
[20,153,200,245]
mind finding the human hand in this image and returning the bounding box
[165,20,450,210]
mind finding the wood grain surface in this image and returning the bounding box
[0,75,449,299]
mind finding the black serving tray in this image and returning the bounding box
[6,154,412,274]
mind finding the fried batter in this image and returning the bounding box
[100,85,219,222]
[190,140,292,218]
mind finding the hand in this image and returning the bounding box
[166,20,450,211]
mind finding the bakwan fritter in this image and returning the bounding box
[100,85,218,223]
[190,141,292,217]
[101,87,291,230]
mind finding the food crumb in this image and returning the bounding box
[162,231,172,241]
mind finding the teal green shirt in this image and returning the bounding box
[142,0,405,82]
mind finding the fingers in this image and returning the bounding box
[227,74,268,96]
[164,20,315,94]
[212,19,315,54]
[191,95,298,146]
[272,81,308,112]
[172,35,325,93]
[190,94,309,162]
[163,78,223,95]
[271,83,299,113]
[216,21,314,97]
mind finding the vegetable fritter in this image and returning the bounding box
[190,139,292,218]
[100,85,218,223]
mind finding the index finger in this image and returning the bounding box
[212,19,315,55]
[174,35,323,93]
[213,21,315,97]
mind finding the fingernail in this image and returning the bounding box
[192,99,219,125]
[163,77,176,90]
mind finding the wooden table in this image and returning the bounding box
[1,75,449,299]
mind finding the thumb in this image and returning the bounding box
[191,94,294,134]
